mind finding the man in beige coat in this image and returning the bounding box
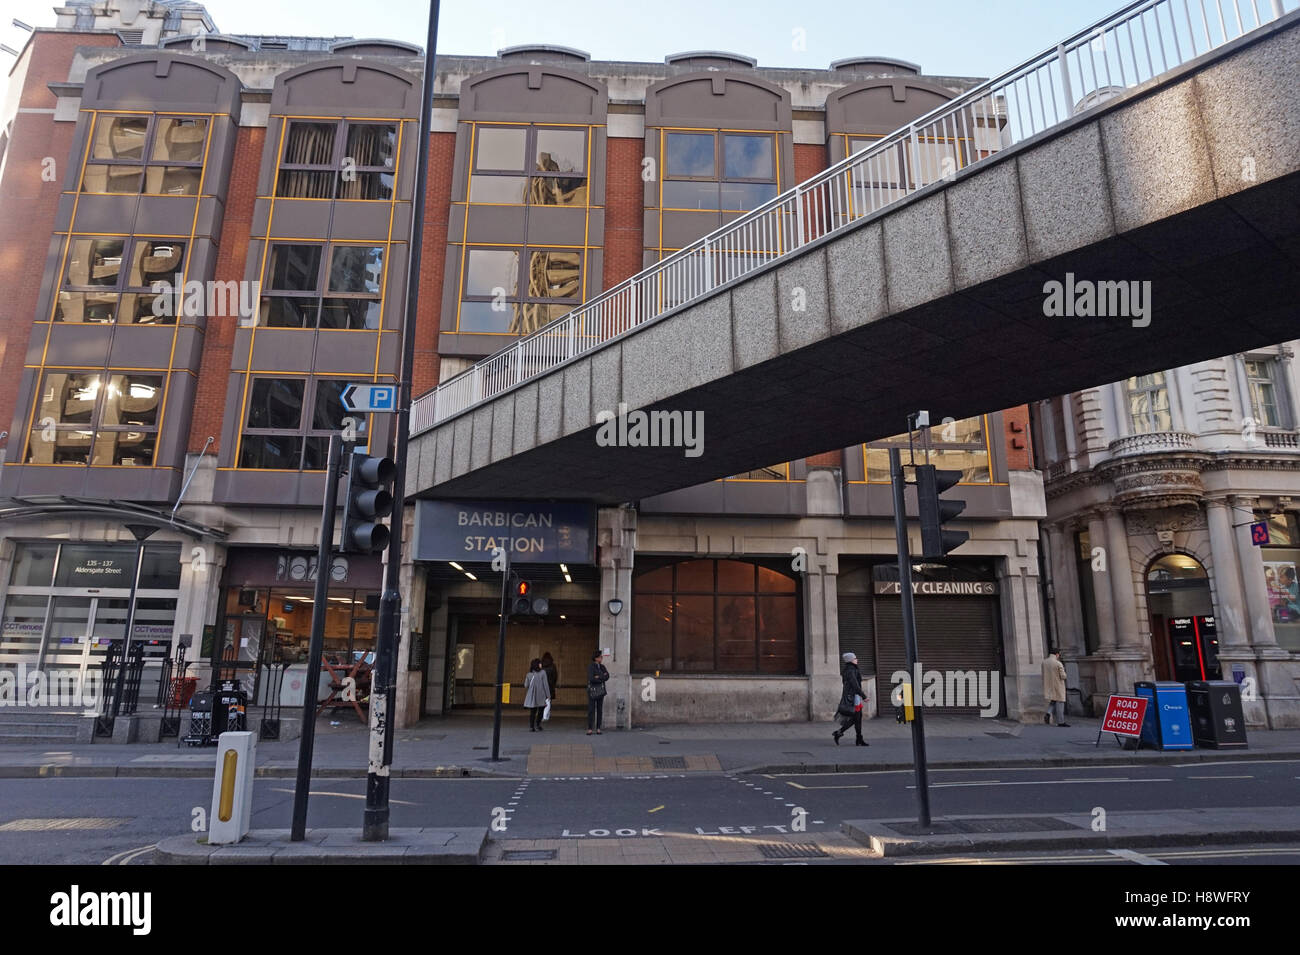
[1041,648,1068,727]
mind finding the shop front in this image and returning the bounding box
[0,539,181,703]
[214,548,382,707]
[837,559,1006,717]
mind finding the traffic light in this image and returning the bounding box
[341,452,396,553]
[915,464,968,559]
[509,574,550,617]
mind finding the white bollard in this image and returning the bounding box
[208,731,256,845]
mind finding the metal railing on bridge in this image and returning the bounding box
[410,0,1296,436]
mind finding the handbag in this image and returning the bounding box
[587,682,607,700]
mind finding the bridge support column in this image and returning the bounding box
[597,505,636,728]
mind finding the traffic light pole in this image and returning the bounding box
[362,0,440,843]
[889,446,932,828]
[490,549,511,761]
[292,433,344,842]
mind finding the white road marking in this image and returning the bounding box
[1108,848,1169,865]
[1186,775,1253,780]
[908,778,1171,788]
[102,843,157,865]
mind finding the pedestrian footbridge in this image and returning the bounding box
[409,2,1300,503]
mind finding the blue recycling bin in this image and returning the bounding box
[1134,681,1195,750]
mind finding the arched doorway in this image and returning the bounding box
[1145,554,1220,681]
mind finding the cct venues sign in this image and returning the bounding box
[414,501,594,564]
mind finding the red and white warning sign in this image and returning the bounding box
[1100,694,1148,737]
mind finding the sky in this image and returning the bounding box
[2,0,1132,95]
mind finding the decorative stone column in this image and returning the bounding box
[804,547,841,720]
[174,539,226,686]
[1206,498,1249,648]
[1086,514,1119,652]
[597,505,636,728]
[1229,495,1300,727]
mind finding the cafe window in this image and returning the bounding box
[54,235,186,325]
[259,242,384,330]
[25,370,163,466]
[276,120,397,200]
[631,558,801,674]
[662,131,777,211]
[860,415,993,484]
[469,124,588,206]
[81,114,209,196]
[239,376,361,471]
[458,245,583,337]
[219,585,377,666]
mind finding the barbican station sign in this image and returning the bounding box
[413,500,594,564]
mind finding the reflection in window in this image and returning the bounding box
[1245,359,1283,428]
[1126,373,1172,434]
[82,114,208,196]
[277,120,397,200]
[861,415,993,484]
[662,130,778,211]
[260,243,383,329]
[56,236,185,325]
[468,124,588,207]
[459,246,582,336]
[240,377,367,471]
[26,371,163,466]
[631,558,800,674]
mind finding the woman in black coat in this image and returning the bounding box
[833,652,869,746]
[586,650,609,735]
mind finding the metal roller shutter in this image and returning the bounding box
[836,594,875,678]
[872,596,1002,716]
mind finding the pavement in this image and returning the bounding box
[1,710,1298,779]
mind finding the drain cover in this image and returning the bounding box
[759,842,828,859]
[501,849,558,861]
[652,756,687,769]
[888,817,1079,835]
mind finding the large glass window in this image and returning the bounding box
[276,120,397,200]
[55,235,186,325]
[631,558,800,674]
[468,124,588,207]
[81,114,208,196]
[1126,373,1172,434]
[663,131,778,211]
[459,246,582,336]
[26,371,163,466]
[239,376,359,470]
[1245,358,1283,428]
[260,242,384,329]
[861,415,993,484]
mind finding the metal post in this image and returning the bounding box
[291,433,344,842]
[363,0,440,843]
[490,548,511,761]
[889,446,932,828]
[113,525,157,719]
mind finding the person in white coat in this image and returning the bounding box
[1041,648,1068,727]
[524,658,551,731]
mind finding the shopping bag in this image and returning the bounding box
[542,701,551,721]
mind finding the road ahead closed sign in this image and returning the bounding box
[1100,694,1148,737]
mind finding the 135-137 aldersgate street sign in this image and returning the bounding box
[413,501,595,564]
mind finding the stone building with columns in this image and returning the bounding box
[1032,342,1300,728]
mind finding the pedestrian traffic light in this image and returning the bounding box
[509,575,550,617]
[915,464,968,559]
[341,452,395,553]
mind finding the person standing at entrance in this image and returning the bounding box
[541,652,559,706]
[833,652,869,746]
[1042,648,1068,727]
[524,658,550,731]
[586,650,609,735]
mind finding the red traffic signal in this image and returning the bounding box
[515,579,530,598]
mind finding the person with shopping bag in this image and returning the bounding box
[524,657,551,732]
[833,651,869,746]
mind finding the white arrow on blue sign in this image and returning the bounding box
[342,383,397,413]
